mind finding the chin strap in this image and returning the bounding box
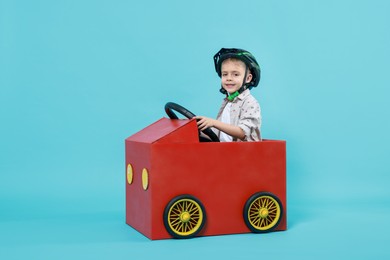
[227,91,240,101]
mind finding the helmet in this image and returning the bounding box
[213,48,261,89]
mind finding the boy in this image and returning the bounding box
[196,48,262,142]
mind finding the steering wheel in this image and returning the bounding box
[165,102,220,142]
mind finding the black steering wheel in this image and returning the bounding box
[165,102,220,142]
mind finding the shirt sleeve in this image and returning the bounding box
[237,98,261,141]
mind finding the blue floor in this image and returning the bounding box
[2,199,389,259]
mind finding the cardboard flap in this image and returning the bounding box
[126,117,199,144]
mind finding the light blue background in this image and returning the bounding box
[1,0,389,259]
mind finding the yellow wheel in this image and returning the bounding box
[244,192,283,233]
[163,195,206,239]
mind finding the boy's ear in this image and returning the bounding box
[246,73,253,83]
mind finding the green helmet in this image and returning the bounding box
[213,48,261,89]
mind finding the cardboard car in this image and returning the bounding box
[125,102,287,240]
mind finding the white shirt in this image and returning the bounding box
[219,102,233,142]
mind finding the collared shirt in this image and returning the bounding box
[214,89,262,142]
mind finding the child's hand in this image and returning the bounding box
[195,116,215,131]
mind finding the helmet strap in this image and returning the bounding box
[227,91,240,101]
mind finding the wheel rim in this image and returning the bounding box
[167,198,204,237]
[247,195,281,231]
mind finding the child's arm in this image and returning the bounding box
[195,116,245,140]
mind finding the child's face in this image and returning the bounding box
[221,59,252,94]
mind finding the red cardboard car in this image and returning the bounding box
[125,103,287,239]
